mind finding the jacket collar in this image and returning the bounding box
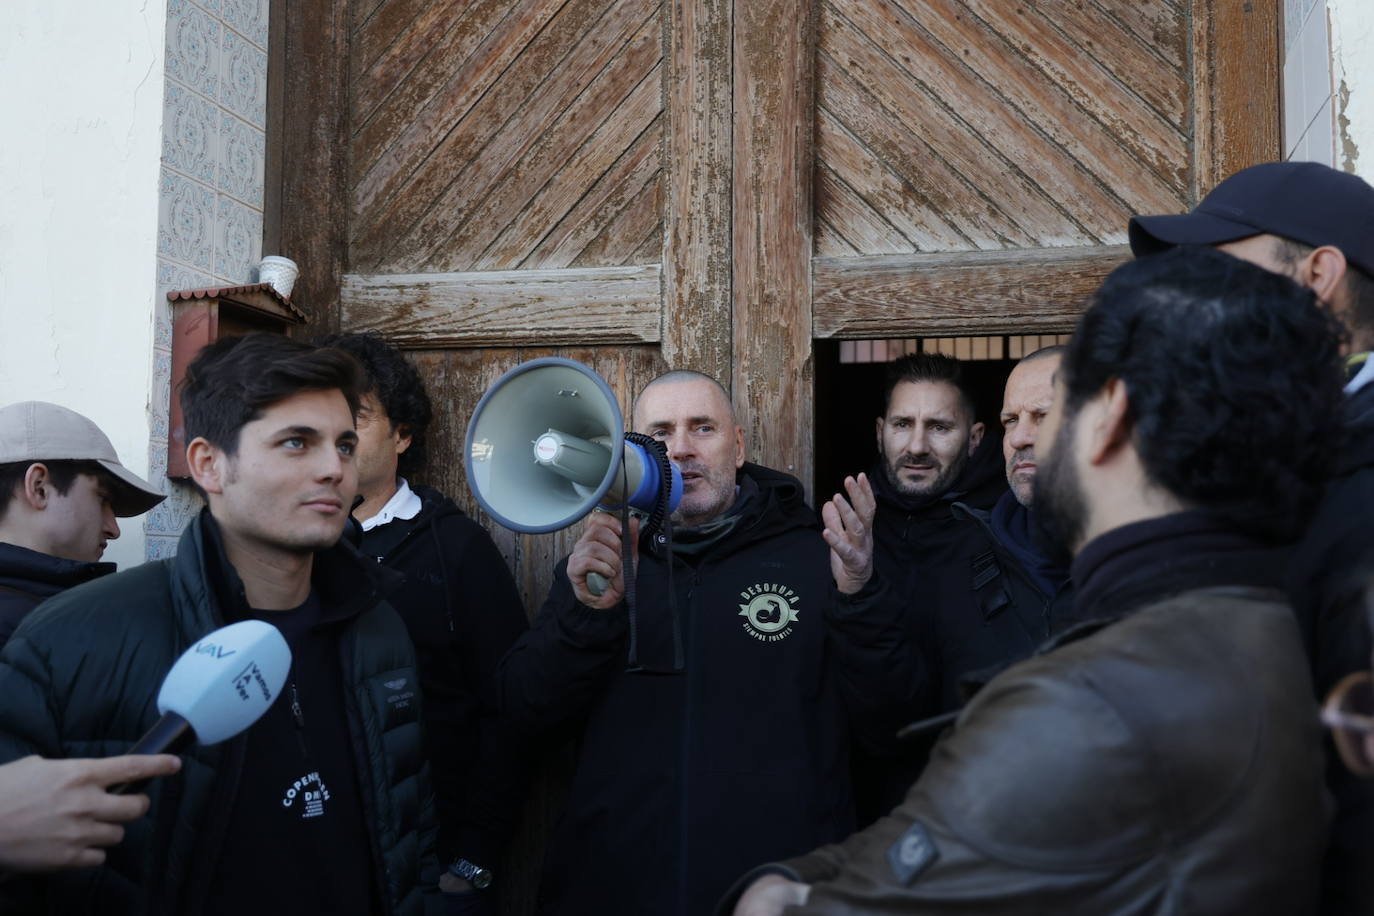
[173,509,400,632]
[0,541,115,594]
[1071,510,1287,624]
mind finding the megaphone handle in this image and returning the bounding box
[587,571,610,596]
[110,712,193,795]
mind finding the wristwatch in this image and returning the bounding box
[448,858,494,890]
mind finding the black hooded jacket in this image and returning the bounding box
[498,464,912,916]
[852,444,1071,824]
[359,484,529,869]
[0,543,114,649]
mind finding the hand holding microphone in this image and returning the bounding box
[113,619,291,793]
[0,754,180,871]
[0,620,289,872]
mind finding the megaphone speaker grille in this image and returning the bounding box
[465,358,626,533]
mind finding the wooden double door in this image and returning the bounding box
[270,0,1280,905]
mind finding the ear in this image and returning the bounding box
[967,421,985,456]
[20,463,51,510]
[874,415,884,450]
[733,424,746,469]
[1301,246,1348,307]
[1085,378,1132,467]
[394,424,413,457]
[186,437,229,495]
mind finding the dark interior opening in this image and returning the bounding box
[813,335,1069,503]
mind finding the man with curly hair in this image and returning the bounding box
[317,332,528,914]
[1131,162,1374,912]
[726,246,1342,915]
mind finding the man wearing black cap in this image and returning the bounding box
[1130,160,1374,914]
[0,401,166,648]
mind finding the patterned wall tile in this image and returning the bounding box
[193,0,223,18]
[220,113,265,207]
[220,28,267,127]
[223,0,269,50]
[215,195,263,282]
[163,83,218,184]
[145,534,182,560]
[158,169,216,271]
[166,0,220,100]
[150,350,173,441]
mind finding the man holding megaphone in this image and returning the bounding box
[0,334,438,916]
[499,369,914,916]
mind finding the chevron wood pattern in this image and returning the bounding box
[349,0,665,274]
[816,0,1192,257]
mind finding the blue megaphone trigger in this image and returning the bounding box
[600,433,682,538]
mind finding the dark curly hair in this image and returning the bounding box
[1062,245,1346,538]
[181,332,364,456]
[313,331,433,477]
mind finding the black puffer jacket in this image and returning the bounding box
[499,464,912,916]
[361,484,529,868]
[0,542,114,649]
[725,513,1328,915]
[0,512,437,915]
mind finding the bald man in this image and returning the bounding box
[499,370,912,916]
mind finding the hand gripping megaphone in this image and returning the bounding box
[465,358,682,592]
[114,619,291,793]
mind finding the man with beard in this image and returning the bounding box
[498,370,911,916]
[1130,161,1374,912]
[846,354,1063,824]
[724,245,1340,916]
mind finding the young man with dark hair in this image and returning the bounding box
[317,331,529,909]
[1130,161,1374,911]
[0,333,437,916]
[727,245,1342,916]
[0,401,165,647]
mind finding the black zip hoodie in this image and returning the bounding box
[0,543,114,649]
[499,463,912,916]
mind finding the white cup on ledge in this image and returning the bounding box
[258,256,299,298]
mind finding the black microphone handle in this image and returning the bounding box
[110,711,194,795]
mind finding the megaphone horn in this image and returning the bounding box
[464,357,683,543]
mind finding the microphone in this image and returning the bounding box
[113,620,291,793]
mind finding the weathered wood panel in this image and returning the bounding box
[661,0,734,381]
[340,266,663,347]
[351,0,664,274]
[279,0,351,335]
[817,0,1192,256]
[734,0,815,489]
[813,246,1131,338]
[1192,0,1282,193]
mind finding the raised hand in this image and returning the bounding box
[821,472,876,595]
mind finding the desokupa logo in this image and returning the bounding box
[738,582,800,642]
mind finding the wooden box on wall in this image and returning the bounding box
[166,284,306,478]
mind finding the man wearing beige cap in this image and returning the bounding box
[0,401,164,647]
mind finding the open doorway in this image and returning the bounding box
[813,335,1070,502]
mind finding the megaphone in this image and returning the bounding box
[114,620,291,792]
[465,357,682,565]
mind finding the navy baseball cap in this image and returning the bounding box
[1129,161,1374,278]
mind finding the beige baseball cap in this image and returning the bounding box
[0,401,166,517]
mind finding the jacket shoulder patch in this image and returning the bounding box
[886,820,939,885]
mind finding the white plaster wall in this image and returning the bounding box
[1329,0,1374,178]
[0,0,167,568]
